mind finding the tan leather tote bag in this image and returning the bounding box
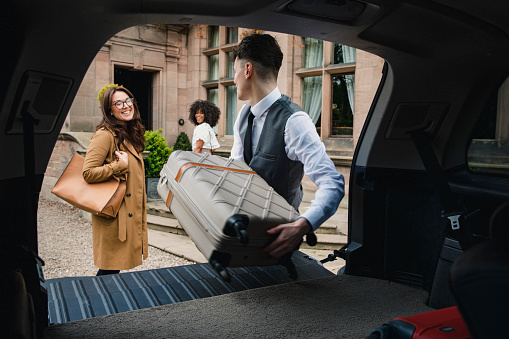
[51,135,126,218]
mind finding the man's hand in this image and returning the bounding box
[263,218,312,258]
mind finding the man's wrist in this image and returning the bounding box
[297,217,312,234]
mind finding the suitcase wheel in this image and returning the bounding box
[237,229,249,246]
[278,252,298,280]
[210,259,232,282]
[224,215,250,245]
[306,232,317,246]
[218,269,231,282]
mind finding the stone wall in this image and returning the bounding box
[64,24,188,147]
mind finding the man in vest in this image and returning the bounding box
[230,34,345,258]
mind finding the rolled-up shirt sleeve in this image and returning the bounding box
[82,130,128,183]
[285,112,345,230]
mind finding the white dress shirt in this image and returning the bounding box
[231,87,345,230]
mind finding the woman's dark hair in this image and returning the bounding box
[97,86,146,153]
[188,100,221,127]
[232,34,283,81]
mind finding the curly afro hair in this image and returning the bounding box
[188,100,221,127]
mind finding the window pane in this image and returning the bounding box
[226,51,234,78]
[227,27,238,44]
[331,74,354,136]
[467,75,509,175]
[226,85,237,135]
[207,88,218,105]
[207,88,219,134]
[304,38,323,68]
[208,25,219,48]
[302,76,322,135]
[208,54,219,80]
[334,44,356,64]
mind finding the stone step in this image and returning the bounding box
[148,206,344,235]
[147,199,174,218]
[147,214,187,236]
[315,223,341,234]
[147,200,346,235]
[147,213,346,250]
[301,233,347,250]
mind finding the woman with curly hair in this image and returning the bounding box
[82,86,148,276]
[188,99,221,154]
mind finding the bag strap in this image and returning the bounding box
[208,127,212,149]
[110,131,120,152]
[107,129,127,180]
[208,126,215,150]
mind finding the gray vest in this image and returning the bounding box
[239,95,304,210]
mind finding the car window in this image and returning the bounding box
[467,75,509,176]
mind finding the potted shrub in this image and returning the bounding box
[173,132,192,151]
[144,129,172,201]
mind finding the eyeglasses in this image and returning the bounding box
[112,98,135,109]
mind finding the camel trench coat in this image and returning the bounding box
[83,128,148,270]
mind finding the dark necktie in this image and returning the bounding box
[243,111,254,164]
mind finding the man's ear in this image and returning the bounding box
[245,62,253,78]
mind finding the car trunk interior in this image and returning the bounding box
[2,0,509,337]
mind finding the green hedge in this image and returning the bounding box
[144,129,172,178]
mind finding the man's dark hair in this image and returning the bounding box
[232,34,283,81]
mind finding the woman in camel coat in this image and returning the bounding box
[83,86,148,276]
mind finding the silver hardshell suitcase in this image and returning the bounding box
[157,150,301,281]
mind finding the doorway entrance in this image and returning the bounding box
[114,67,153,130]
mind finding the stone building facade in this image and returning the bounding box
[43,24,384,225]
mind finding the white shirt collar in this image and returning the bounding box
[250,87,281,118]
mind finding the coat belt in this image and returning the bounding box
[118,206,127,242]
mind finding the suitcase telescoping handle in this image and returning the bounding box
[224,215,250,245]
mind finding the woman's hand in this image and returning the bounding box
[115,150,128,166]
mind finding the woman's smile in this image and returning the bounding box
[195,110,205,124]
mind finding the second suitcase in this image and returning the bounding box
[157,151,300,280]
[367,306,470,338]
